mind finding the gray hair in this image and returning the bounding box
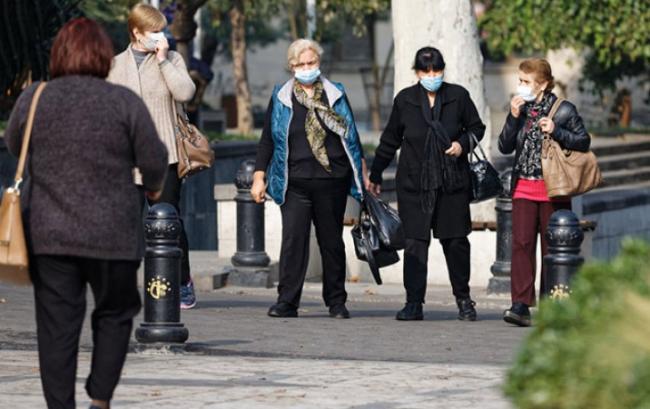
[287,38,323,68]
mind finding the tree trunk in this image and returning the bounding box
[367,15,382,132]
[229,0,253,134]
[392,0,493,221]
[169,0,208,65]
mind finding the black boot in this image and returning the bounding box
[503,302,531,327]
[396,302,424,321]
[329,304,351,319]
[268,302,298,318]
[456,298,477,321]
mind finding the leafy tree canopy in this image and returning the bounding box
[480,0,650,93]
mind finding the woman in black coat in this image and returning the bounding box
[368,47,486,321]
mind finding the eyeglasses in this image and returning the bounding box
[293,60,319,69]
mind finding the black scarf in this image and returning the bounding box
[419,86,466,212]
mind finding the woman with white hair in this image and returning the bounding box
[252,38,369,319]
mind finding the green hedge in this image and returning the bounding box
[505,239,650,409]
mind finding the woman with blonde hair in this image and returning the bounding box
[499,58,590,326]
[107,4,198,309]
[252,38,368,319]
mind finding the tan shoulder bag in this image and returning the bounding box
[541,98,602,197]
[172,101,215,179]
[0,82,47,285]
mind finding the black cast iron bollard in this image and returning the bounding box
[229,160,271,287]
[542,209,584,300]
[488,169,513,294]
[135,203,189,343]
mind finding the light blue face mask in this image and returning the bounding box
[295,68,321,85]
[420,74,444,92]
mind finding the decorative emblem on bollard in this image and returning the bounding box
[147,276,172,300]
[549,283,571,300]
[135,203,189,344]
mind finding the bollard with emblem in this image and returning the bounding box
[488,169,513,294]
[135,203,189,343]
[543,209,584,300]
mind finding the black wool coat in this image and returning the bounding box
[370,83,486,240]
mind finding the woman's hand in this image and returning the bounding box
[444,141,463,157]
[155,36,170,62]
[510,95,525,118]
[367,182,381,197]
[251,171,267,203]
[361,159,370,190]
[539,117,555,134]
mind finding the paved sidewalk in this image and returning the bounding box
[0,282,525,408]
[2,351,512,409]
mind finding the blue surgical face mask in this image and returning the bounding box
[420,74,444,92]
[516,84,538,102]
[295,67,321,85]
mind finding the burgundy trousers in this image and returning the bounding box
[511,198,571,306]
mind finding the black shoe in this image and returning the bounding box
[329,304,351,319]
[396,302,424,321]
[267,302,298,318]
[503,302,531,327]
[457,298,477,321]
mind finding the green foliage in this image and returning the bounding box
[505,239,650,409]
[78,0,140,52]
[78,0,137,23]
[480,0,650,93]
[317,0,390,38]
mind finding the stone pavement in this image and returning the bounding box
[0,281,528,408]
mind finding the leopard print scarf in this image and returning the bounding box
[293,80,347,173]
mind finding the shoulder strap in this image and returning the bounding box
[468,131,488,162]
[548,97,565,119]
[14,82,47,187]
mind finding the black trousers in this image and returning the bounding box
[277,177,350,307]
[403,236,471,303]
[30,255,141,409]
[147,164,191,285]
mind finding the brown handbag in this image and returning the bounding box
[0,82,47,285]
[173,101,215,178]
[541,98,602,197]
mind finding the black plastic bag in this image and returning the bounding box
[364,193,405,250]
[468,132,503,203]
[351,196,404,285]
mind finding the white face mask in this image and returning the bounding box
[140,32,165,52]
[517,84,538,102]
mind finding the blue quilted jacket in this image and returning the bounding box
[265,77,365,205]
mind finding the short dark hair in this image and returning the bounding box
[413,47,446,71]
[49,18,114,79]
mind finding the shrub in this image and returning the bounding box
[505,239,650,409]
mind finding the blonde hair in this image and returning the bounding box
[287,39,323,68]
[519,58,555,91]
[127,4,167,42]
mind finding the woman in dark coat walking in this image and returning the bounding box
[5,19,168,409]
[368,47,486,321]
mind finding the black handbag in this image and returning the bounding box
[468,132,503,203]
[351,197,403,285]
